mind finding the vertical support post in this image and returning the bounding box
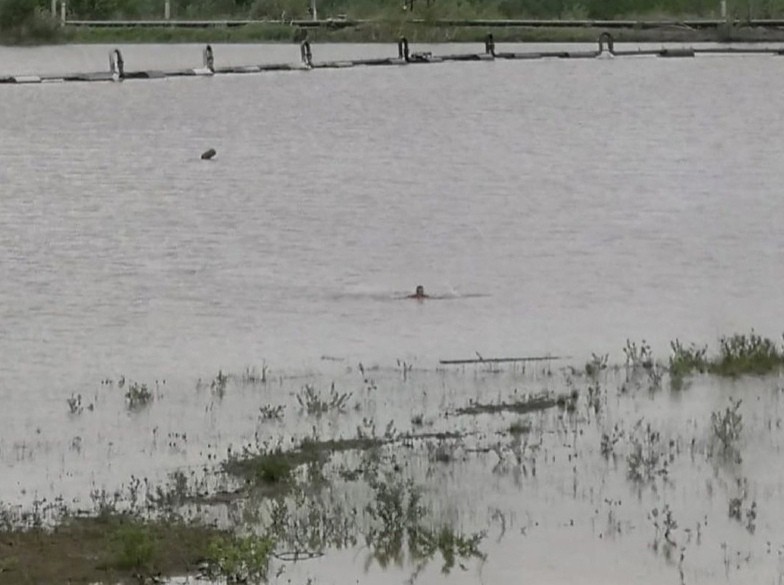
[51,0,56,17]
[165,0,171,19]
[60,1,66,24]
[309,0,317,20]
[721,0,727,18]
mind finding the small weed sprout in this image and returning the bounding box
[259,404,285,421]
[651,505,678,551]
[211,370,228,397]
[587,381,602,413]
[585,353,608,378]
[125,382,153,410]
[711,398,743,453]
[626,422,670,483]
[601,424,624,460]
[296,383,352,416]
[624,339,653,369]
[242,365,268,384]
[66,393,83,415]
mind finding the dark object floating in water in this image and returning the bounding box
[201,148,216,160]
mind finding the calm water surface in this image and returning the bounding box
[1,43,784,584]
[2,43,783,390]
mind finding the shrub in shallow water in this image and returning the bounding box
[711,397,743,453]
[668,332,783,381]
[711,331,784,376]
[296,383,352,415]
[205,534,276,584]
[669,339,708,379]
[125,382,153,410]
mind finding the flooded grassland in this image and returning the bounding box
[2,333,784,585]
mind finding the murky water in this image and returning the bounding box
[2,43,784,584]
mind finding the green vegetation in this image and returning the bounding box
[0,514,229,585]
[125,380,153,410]
[713,331,784,376]
[669,331,784,381]
[5,330,784,584]
[205,533,276,584]
[21,0,784,23]
[0,0,60,43]
[4,0,784,44]
[296,383,352,415]
[669,339,709,379]
[712,397,743,453]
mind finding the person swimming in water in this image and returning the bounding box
[408,285,429,299]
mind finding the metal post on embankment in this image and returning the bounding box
[597,31,615,56]
[397,37,410,62]
[300,40,313,67]
[203,44,214,72]
[60,1,66,24]
[484,33,495,56]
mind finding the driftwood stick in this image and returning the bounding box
[439,355,568,365]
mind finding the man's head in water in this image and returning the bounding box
[412,285,426,298]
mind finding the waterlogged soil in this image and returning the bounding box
[2,359,784,584]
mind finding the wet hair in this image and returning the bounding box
[415,285,425,296]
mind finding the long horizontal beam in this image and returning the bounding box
[62,18,784,29]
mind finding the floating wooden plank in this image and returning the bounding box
[439,355,567,365]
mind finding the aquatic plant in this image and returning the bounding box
[296,383,352,416]
[365,475,485,575]
[585,353,608,378]
[125,382,153,410]
[600,424,624,460]
[66,393,83,415]
[711,398,743,453]
[245,452,296,485]
[626,421,670,483]
[211,370,228,397]
[712,331,784,377]
[242,365,268,385]
[651,504,678,551]
[624,339,654,370]
[668,339,708,380]
[205,534,276,584]
[259,404,285,420]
